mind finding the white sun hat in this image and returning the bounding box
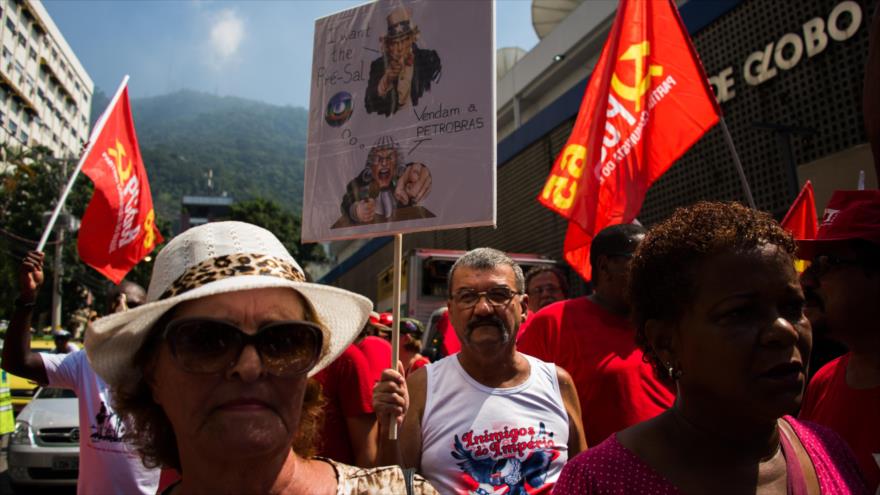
[85,221,372,390]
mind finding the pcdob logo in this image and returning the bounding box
[542,41,671,211]
[104,139,156,252]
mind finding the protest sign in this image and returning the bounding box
[302,0,495,242]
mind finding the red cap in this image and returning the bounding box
[368,311,391,332]
[796,190,880,260]
[378,312,394,329]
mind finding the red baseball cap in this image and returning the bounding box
[368,311,391,332]
[796,190,880,260]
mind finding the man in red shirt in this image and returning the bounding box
[518,224,674,446]
[355,312,393,385]
[798,190,880,491]
[313,344,378,467]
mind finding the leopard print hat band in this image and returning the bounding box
[87,221,374,390]
[159,253,306,300]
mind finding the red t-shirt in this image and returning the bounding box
[437,311,461,356]
[800,353,880,490]
[407,356,430,377]
[355,335,392,385]
[518,297,674,447]
[313,345,374,464]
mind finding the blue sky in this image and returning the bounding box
[43,0,538,108]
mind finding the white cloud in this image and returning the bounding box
[209,9,245,61]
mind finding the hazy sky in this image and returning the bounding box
[43,0,539,108]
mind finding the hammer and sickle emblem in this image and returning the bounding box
[107,139,133,183]
[610,41,663,112]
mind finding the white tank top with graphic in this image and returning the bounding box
[420,353,569,494]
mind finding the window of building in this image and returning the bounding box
[2,47,10,62]
[9,120,17,134]
[28,47,35,60]
[14,60,23,74]
[19,129,26,143]
[51,47,56,60]
[5,18,14,32]
[17,33,25,47]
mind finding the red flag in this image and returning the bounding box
[538,0,720,280]
[781,181,818,272]
[77,84,163,283]
[781,180,818,241]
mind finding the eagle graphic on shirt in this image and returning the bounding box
[451,422,560,495]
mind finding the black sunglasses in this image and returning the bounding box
[163,317,323,377]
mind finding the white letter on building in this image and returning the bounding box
[827,0,862,42]
[802,17,828,57]
[744,42,778,85]
[709,66,737,103]
[774,33,804,70]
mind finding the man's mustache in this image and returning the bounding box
[466,315,508,335]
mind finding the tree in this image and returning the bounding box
[228,198,325,265]
[0,144,94,324]
[0,143,169,325]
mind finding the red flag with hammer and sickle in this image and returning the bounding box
[77,83,162,283]
[538,0,720,280]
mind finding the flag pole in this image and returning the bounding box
[388,233,403,440]
[36,75,130,252]
[718,117,756,209]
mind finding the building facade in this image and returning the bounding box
[180,195,235,233]
[0,0,92,159]
[321,0,878,316]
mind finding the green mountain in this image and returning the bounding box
[91,89,309,231]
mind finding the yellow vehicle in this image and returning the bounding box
[8,340,55,414]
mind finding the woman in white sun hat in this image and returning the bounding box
[85,221,437,495]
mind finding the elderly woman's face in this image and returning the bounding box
[147,288,312,460]
[672,244,811,420]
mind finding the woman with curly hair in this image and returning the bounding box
[554,202,868,494]
[84,221,437,495]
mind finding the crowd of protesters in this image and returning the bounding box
[0,6,876,492]
[0,188,875,494]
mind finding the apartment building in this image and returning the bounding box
[0,0,92,159]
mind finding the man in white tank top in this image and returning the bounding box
[374,248,587,494]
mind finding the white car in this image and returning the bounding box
[8,387,79,487]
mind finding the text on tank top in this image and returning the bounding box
[420,353,569,494]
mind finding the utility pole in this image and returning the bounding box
[51,227,63,330]
[50,159,68,332]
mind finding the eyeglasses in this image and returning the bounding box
[163,317,323,376]
[528,284,562,296]
[812,254,864,277]
[452,287,521,309]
